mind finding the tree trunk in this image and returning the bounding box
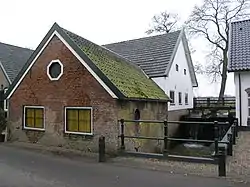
[218,51,228,102]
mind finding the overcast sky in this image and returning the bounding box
[0,0,235,97]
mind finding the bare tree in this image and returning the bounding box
[186,0,250,101]
[146,11,180,34]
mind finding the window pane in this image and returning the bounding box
[35,108,43,118]
[26,108,34,118]
[185,93,188,104]
[67,120,79,132]
[179,92,182,104]
[49,62,62,78]
[248,99,250,107]
[26,117,34,127]
[35,118,44,128]
[79,110,91,133]
[248,108,250,117]
[25,108,34,127]
[67,109,78,120]
[170,91,175,103]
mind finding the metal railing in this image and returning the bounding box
[117,118,239,177]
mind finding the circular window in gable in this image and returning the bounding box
[47,59,63,81]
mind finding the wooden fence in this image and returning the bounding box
[193,97,235,108]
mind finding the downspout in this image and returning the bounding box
[239,73,242,126]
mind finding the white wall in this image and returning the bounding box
[234,72,250,126]
[153,39,194,111]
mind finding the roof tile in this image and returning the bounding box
[228,19,250,71]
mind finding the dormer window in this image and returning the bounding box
[184,69,186,75]
[176,64,179,71]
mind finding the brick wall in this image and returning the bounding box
[7,35,119,153]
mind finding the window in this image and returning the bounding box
[184,69,186,75]
[176,64,179,71]
[47,59,63,81]
[178,92,182,105]
[185,93,188,105]
[65,107,92,135]
[24,106,45,130]
[3,88,8,111]
[170,91,175,105]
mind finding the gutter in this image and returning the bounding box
[239,73,242,126]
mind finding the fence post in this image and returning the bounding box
[163,120,168,157]
[218,146,226,177]
[214,121,219,155]
[232,123,236,145]
[227,133,233,156]
[99,136,106,162]
[120,119,125,151]
[207,98,210,106]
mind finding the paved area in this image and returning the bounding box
[111,131,250,184]
[0,145,246,187]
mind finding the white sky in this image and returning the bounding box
[0,0,235,97]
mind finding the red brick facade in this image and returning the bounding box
[8,35,120,152]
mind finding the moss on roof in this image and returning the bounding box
[63,29,168,100]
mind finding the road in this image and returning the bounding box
[0,145,247,187]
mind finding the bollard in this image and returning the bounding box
[99,136,106,162]
[120,119,125,151]
[227,133,233,156]
[218,146,226,177]
[214,121,219,155]
[163,120,168,156]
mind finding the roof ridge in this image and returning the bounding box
[102,30,182,46]
[231,18,250,24]
[0,41,34,51]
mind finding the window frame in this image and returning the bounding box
[169,90,175,105]
[3,88,8,111]
[64,107,93,135]
[178,92,182,105]
[23,106,45,131]
[47,59,64,81]
[185,93,188,105]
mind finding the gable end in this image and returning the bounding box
[5,24,120,100]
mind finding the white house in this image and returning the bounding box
[103,29,198,112]
[228,19,250,126]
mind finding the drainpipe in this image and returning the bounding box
[239,73,242,126]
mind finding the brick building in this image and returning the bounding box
[4,23,169,153]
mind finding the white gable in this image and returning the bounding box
[153,39,194,111]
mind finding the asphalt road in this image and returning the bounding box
[0,145,247,187]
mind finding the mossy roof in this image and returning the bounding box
[5,23,169,102]
[62,28,168,101]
